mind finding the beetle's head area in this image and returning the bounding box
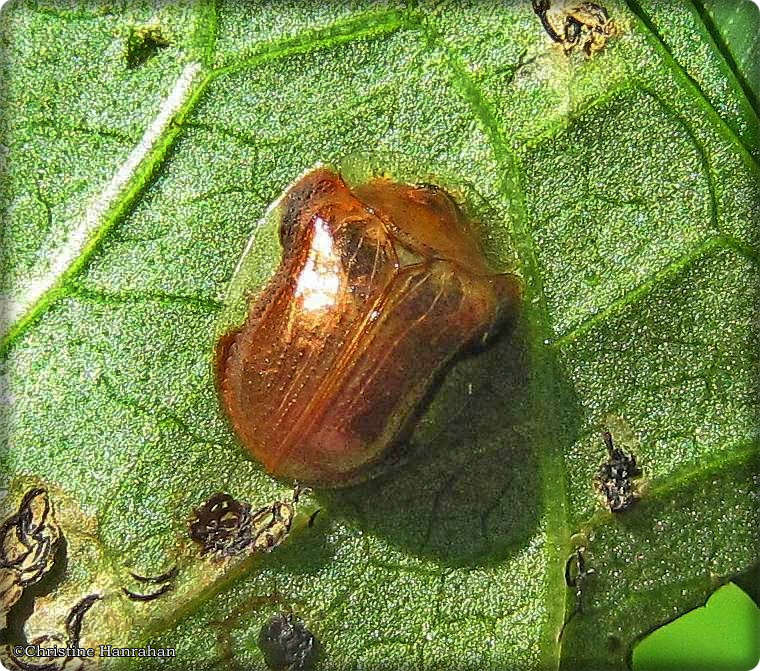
[281,168,499,277]
[353,178,497,275]
[279,168,348,251]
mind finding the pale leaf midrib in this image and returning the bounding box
[0,61,205,356]
[0,8,409,359]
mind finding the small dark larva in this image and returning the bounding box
[216,168,520,487]
[258,613,317,671]
[595,430,642,512]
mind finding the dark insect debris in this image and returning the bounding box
[595,430,642,512]
[122,583,173,602]
[5,594,100,671]
[189,493,254,558]
[532,0,616,56]
[65,594,101,648]
[129,565,178,584]
[307,509,322,528]
[122,564,177,602]
[258,613,317,671]
[558,546,595,640]
[0,489,62,625]
[249,484,310,553]
[6,634,70,671]
[189,487,309,559]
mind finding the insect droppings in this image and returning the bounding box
[558,545,595,640]
[249,485,309,553]
[65,594,101,649]
[122,565,177,602]
[122,583,173,602]
[129,565,178,584]
[4,594,100,671]
[190,487,308,558]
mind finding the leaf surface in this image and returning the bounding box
[0,1,757,670]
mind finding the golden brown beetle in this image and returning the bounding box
[216,168,520,487]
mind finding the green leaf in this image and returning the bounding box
[624,0,760,159]
[632,582,760,671]
[0,1,757,670]
[700,0,760,119]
